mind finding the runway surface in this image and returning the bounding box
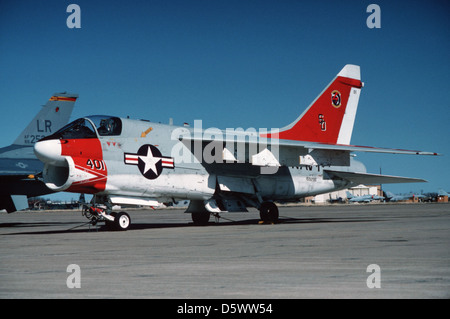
[1,203,449,299]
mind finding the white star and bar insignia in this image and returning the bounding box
[124,144,174,179]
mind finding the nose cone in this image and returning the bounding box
[34,139,64,165]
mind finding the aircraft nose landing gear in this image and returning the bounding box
[108,212,131,231]
[82,205,131,231]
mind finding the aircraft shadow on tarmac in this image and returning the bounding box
[1,216,381,235]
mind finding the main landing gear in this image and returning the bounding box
[191,211,211,225]
[82,205,131,231]
[259,201,279,224]
[188,200,279,225]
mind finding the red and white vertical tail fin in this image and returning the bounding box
[262,64,363,145]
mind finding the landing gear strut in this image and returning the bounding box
[259,201,279,223]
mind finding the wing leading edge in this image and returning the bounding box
[324,170,427,185]
[179,135,439,158]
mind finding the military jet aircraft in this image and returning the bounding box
[346,191,384,203]
[0,92,77,212]
[384,191,426,202]
[33,65,438,230]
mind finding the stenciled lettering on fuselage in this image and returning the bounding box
[124,144,174,179]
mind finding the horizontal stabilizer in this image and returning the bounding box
[325,170,427,185]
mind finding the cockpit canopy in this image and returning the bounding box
[89,115,122,136]
[41,115,122,140]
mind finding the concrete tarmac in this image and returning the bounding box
[0,203,449,299]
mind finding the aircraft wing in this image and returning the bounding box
[178,135,439,168]
[179,135,439,155]
[324,170,427,185]
[0,158,43,176]
[274,139,440,156]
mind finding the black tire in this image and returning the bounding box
[191,212,210,225]
[105,212,117,230]
[114,212,131,231]
[259,202,279,223]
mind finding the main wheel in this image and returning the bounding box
[259,202,279,223]
[191,212,210,225]
[114,212,131,231]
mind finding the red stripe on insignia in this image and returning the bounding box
[162,159,174,167]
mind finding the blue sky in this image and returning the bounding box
[0,0,449,199]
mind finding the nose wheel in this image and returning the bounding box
[83,206,131,231]
[110,212,131,231]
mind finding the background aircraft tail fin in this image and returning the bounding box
[13,92,78,146]
[262,64,363,145]
[384,191,395,199]
[0,195,28,213]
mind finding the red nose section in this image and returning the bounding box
[61,138,103,158]
[63,138,107,193]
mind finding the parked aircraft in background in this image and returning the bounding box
[0,93,77,212]
[384,191,426,202]
[346,191,384,203]
[33,65,439,230]
[438,189,449,197]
